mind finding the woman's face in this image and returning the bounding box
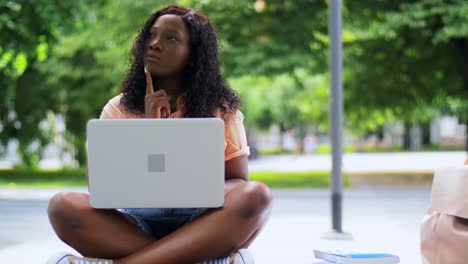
[144,14,190,78]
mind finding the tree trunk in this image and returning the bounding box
[421,121,431,147]
[403,121,411,150]
[18,141,40,169]
[465,117,468,153]
[450,38,468,94]
[246,125,259,160]
[279,123,286,151]
[73,136,87,167]
[450,38,468,153]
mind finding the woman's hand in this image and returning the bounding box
[168,96,184,118]
[144,67,171,118]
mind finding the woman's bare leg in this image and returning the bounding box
[48,180,272,263]
[48,192,156,258]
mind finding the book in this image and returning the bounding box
[314,249,400,264]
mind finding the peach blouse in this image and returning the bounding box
[99,94,250,161]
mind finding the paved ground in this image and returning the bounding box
[2,152,464,263]
[0,187,431,263]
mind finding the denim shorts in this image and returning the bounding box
[121,208,208,239]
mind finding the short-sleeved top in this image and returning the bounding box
[99,94,250,161]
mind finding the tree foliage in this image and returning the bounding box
[344,0,468,131]
[0,0,88,167]
[2,0,467,166]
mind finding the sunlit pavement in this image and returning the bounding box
[0,187,430,263]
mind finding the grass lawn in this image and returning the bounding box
[250,171,349,188]
[0,169,347,188]
[0,168,87,188]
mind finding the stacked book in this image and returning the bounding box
[313,249,400,264]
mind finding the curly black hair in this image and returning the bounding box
[120,5,240,118]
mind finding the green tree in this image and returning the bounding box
[193,0,328,77]
[344,0,468,149]
[195,0,332,141]
[41,0,174,165]
[0,0,88,167]
[41,1,159,166]
[41,0,332,164]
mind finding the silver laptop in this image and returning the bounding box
[86,118,225,209]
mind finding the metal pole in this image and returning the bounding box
[329,0,343,233]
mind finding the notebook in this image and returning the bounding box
[314,249,400,264]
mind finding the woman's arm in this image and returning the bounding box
[224,155,249,194]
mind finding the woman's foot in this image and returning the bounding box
[47,249,253,264]
[47,252,113,264]
[199,248,254,264]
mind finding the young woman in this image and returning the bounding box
[47,5,272,264]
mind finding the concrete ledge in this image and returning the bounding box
[348,170,434,186]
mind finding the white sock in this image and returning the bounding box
[198,255,230,264]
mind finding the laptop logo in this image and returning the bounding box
[148,154,165,172]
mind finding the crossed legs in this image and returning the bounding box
[48,180,272,264]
